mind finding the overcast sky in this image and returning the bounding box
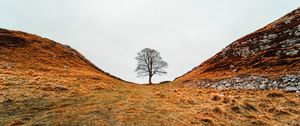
[1,1,299,83]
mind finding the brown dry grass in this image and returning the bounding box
[1,71,299,126]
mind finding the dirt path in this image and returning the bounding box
[101,84,193,126]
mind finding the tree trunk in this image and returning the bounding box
[149,75,152,84]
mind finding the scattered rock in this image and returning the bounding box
[194,73,300,92]
[260,45,272,50]
[225,83,231,87]
[275,51,282,56]
[259,39,270,43]
[268,34,278,39]
[295,31,300,36]
[3,62,14,69]
[63,65,68,71]
[217,85,226,90]
[285,49,299,56]
[259,84,268,90]
[285,19,291,24]
[285,87,298,92]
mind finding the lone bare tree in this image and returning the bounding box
[135,48,168,84]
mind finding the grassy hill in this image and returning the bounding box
[1,7,300,126]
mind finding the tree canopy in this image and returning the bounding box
[135,48,168,84]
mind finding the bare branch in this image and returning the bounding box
[135,48,168,84]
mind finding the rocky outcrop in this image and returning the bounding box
[176,7,300,91]
[184,72,300,92]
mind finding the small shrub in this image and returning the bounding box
[268,108,276,113]
[212,95,222,101]
[182,80,192,83]
[231,105,241,113]
[268,108,290,116]
[155,92,165,98]
[250,120,267,126]
[284,100,298,106]
[1,98,13,106]
[276,109,290,116]
[201,118,213,123]
[258,102,269,108]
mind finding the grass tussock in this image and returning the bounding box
[212,94,222,101]
[212,106,225,114]
[267,91,284,98]
[243,102,258,111]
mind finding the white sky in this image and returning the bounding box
[1,1,299,83]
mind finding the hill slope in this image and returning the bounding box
[175,7,300,91]
[0,28,126,86]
